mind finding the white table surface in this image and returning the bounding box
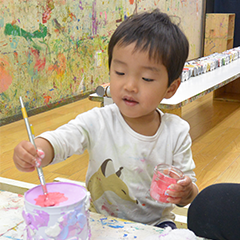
[89,58,240,109]
[0,189,207,240]
[160,57,240,107]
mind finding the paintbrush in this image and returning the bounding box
[19,96,48,197]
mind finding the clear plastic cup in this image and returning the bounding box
[150,163,184,203]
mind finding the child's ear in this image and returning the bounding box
[164,78,181,99]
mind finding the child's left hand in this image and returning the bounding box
[165,175,198,206]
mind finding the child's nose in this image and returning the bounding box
[124,77,138,92]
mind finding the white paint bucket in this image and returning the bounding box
[22,182,91,240]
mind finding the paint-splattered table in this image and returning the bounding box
[0,190,206,240]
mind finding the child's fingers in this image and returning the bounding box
[169,171,182,179]
[165,187,185,198]
[14,155,36,172]
[163,168,183,180]
[167,183,183,191]
[13,141,38,168]
[24,141,38,156]
[166,196,182,204]
[167,177,191,193]
[19,149,38,166]
[177,175,192,186]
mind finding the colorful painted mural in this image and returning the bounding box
[0,0,203,123]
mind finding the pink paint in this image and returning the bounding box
[25,182,86,207]
[23,182,91,239]
[42,3,52,24]
[34,157,41,167]
[150,171,177,203]
[101,204,115,216]
[30,48,46,72]
[0,58,13,94]
[150,164,184,203]
[34,192,68,207]
[105,11,107,21]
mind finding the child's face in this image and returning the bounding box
[110,42,178,121]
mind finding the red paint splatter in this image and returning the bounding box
[0,58,13,94]
[43,95,52,105]
[69,12,77,21]
[13,52,19,63]
[53,81,58,89]
[42,8,52,24]
[30,48,46,72]
[42,0,54,24]
[35,57,46,72]
[48,53,66,76]
[102,204,115,216]
[11,20,17,25]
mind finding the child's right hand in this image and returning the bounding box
[13,140,44,172]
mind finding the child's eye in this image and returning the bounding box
[115,71,125,76]
[142,77,154,82]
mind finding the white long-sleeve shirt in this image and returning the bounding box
[39,103,196,225]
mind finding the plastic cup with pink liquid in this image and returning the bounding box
[150,163,184,203]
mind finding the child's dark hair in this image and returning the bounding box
[108,9,189,86]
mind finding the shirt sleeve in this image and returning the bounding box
[37,112,91,165]
[174,125,196,183]
[164,113,197,183]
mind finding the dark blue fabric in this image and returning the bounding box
[214,0,240,47]
[188,183,240,240]
[155,221,177,229]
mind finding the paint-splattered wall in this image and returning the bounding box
[0,0,203,124]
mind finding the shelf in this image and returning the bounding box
[160,58,240,109]
[204,13,235,56]
[228,14,235,39]
[214,92,240,102]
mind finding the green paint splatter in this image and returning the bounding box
[4,23,47,50]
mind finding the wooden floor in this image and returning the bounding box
[1,93,240,192]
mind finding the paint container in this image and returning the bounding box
[181,68,191,82]
[22,182,91,240]
[95,83,111,97]
[150,164,184,203]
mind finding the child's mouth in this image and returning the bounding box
[123,97,138,106]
